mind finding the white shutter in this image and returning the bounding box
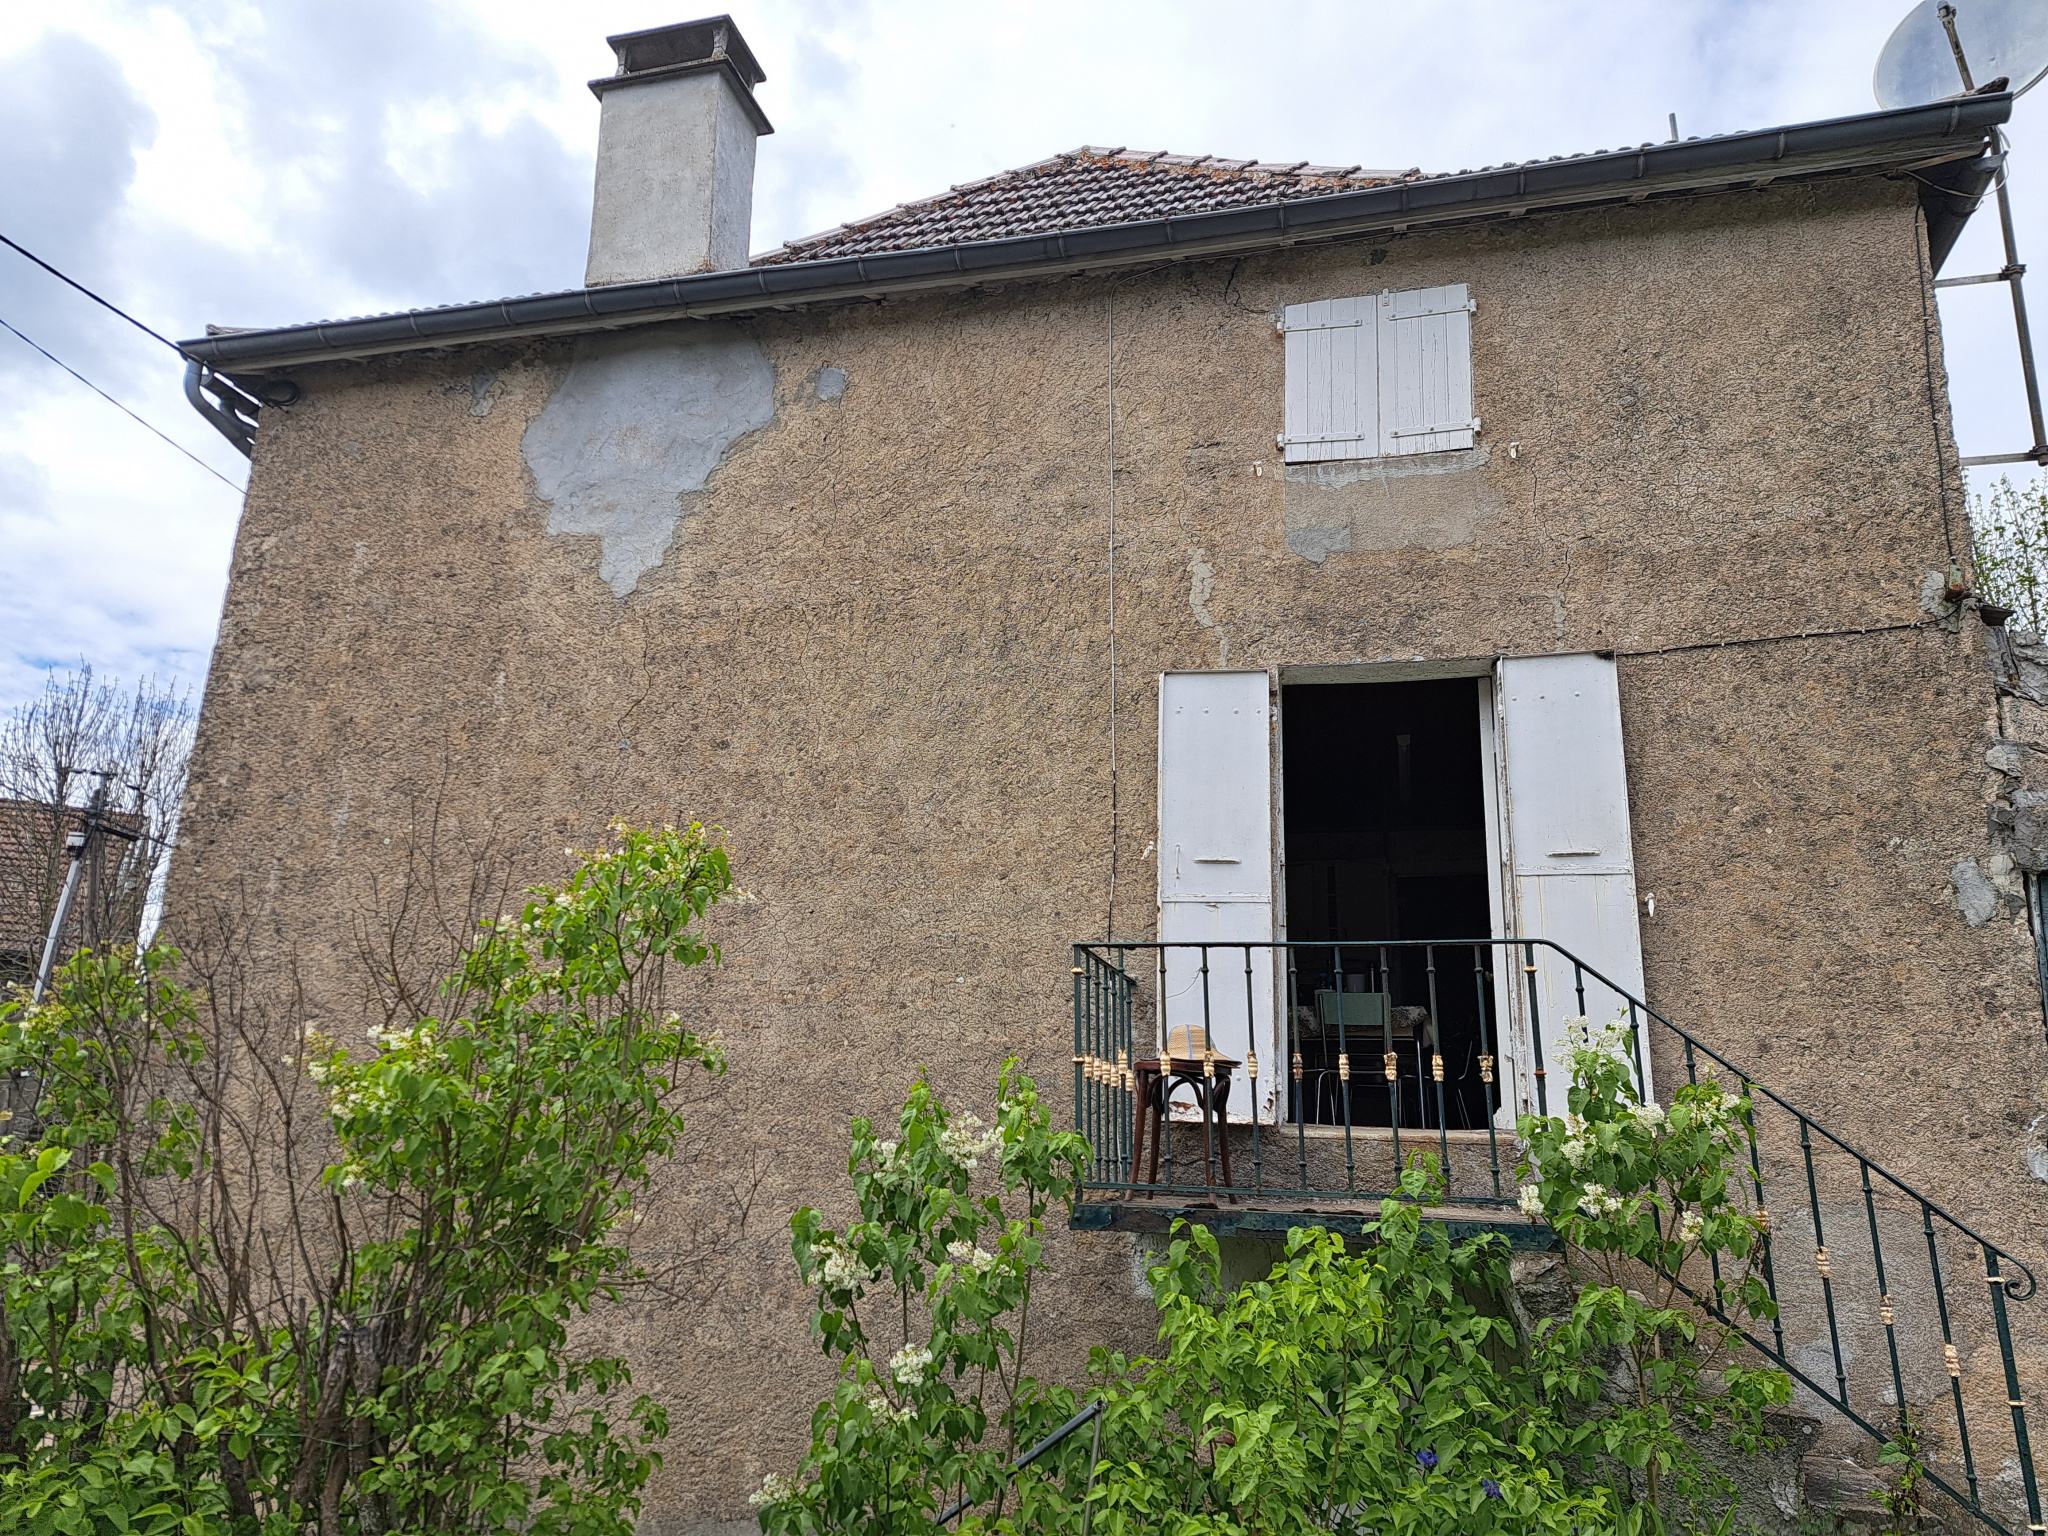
[1157,671,1278,1124]
[1495,653,1652,1099]
[1378,284,1476,456]
[1280,297,1377,464]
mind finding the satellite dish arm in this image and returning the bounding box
[1938,3,1978,91]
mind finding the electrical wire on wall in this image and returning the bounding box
[1098,261,1180,944]
[1103,288,1120,943]
[1914,203,1965,580]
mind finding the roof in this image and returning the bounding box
[176,94,2010,374]
[753,148,1422,266]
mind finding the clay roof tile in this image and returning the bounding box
[751,145,1423,266]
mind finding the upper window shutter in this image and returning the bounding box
[1494,652,1651,1097]
[1280,297,1377,465]
[1157,671,1278,1124]
[1378,284,1476,456]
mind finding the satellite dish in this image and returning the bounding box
[1874,0,2048,109]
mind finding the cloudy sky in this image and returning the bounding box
[2,0,2044,714]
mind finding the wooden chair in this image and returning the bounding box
[1129,1024,1239,1199]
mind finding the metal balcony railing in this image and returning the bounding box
[1070,938,2046,1536]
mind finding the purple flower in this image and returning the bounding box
[1416,1450,1438,1471]
[1483,1478,1503,1500]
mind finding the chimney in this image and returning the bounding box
[584,16,772,286]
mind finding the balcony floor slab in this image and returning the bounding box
[1070,1197,1561,1250]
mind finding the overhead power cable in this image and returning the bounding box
[0,231,181,353]
[0,313,243,493]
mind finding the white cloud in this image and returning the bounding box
[2,0,2042,712]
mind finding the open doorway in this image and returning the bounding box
[1280,677,1500,1130]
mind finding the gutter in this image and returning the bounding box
[179,93,2011,376]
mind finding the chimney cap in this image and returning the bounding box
[588,15,772,132]
[603,16,765,87]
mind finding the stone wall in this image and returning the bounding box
[169,174,2048,1526]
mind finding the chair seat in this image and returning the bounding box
[1129,1054,1238,1198]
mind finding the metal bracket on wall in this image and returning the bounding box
[1947,143,2048,470]
[1930,6,2048,470]
[182,360,264,459]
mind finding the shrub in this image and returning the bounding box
[1515,1015,1792,1515]
[1080,1175,1621,1536]
[755,1064,1090,1535]
[0,819,736,1535]
[764,1055,1794,1535]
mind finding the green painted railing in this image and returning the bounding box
[1071,938,2045,1536]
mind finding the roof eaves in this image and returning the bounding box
[182,95,2012,372]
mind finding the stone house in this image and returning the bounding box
[173,16,2048,1531]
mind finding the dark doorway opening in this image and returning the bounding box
[1281,678,1499,1130]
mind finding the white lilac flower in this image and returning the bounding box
[1679,1210,1706,1244]
[1562,1112,1589,1138]
[749,1472,799,1509]
[817,1240,877,1290]
[889,1344,934,1389]
[1517,1184,1546,1219]
[938,1114,1004,1170]
[863,1381,916,1424]
[946,1239,998,1274]
[1633,1101,1667,1131]
[1576,1183,1623,1219]
[1684,1086,1734,1131]
[1560,1137,1589,1168]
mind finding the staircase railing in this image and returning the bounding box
[1070,938,2046,1536]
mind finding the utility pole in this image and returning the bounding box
[29,770,139,1003]
[30,831,88,1003]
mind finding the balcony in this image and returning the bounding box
[1070,939,1562,1231]
[1068,937,2048,1536]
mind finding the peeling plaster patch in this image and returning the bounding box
[2028,1116,2048,1183]
[1187,546,1229,665]
[1129,1235,1162,1298]
[468,370,498,418]
[813,365,847,402]
[1282,446,1499,561]
[1920,569,1965,630]
[1985,736,2048,871]
[1285,525,1351,564]
[1952,858,2002,926]
[522,324,775,597]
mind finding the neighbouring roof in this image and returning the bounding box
[0,798,142,956]
[177,95,2010,373]
[752,148,1423,266]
